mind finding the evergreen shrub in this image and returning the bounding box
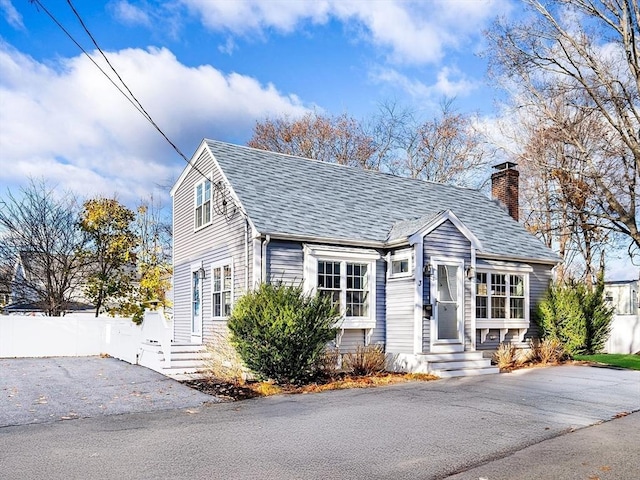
[537,275,613,355]
[227,282,339,385]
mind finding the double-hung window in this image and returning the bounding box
[195,178,212,229]
[305,245,379,329]
[212,260,233,318]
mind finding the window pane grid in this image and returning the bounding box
[195,180,212,228]
[212,263,232,317]
[476,271,526,321]
[491,274,506,296]
[318,260,369,318]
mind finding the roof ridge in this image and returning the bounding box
[204,139,482,193]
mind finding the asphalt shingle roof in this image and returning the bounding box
[204,140,559,263]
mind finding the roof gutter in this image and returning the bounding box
[256,231,413,250]
[254,232,560,265]
[477,252,561,266]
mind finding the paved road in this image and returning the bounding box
[1,363,638,479]
[0,357,215,427]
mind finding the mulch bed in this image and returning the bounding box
[182,372,439,401]
[182,379,262,401]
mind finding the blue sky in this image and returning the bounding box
[0,1,633,278]
[1,0,513,201]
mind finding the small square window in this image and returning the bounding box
[390,250,412,278]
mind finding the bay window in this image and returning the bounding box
[475,267,529,344]
[476,271,527,321]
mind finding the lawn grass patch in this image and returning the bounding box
[573,353,640,370]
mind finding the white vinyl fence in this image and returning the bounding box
[0,312,170,365]
[605,314,640,354]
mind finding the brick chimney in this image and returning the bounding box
[491,162,519,221]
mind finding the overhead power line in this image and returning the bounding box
[29,0,211,181]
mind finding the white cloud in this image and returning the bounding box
[372,66,478,102]
[0,42,307,204]
[179,0,512,65]
[0,0,24,30]
[108,1,151,27]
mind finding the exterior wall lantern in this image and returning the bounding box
[197,266,206,280]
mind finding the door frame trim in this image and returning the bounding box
[190,261,204,343]
[429,256,465,353]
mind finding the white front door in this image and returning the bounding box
[431,258,464,353]
[191,270,203,343]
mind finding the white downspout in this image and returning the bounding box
[261,235,271,283]
[244,219,249,291]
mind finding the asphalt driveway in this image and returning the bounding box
[0,361,638,479]
[0,356,215,427]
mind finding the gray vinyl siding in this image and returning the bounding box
[422,220,473,352]
[386,277,414,353]
[265,242,385,351]
[526,263,554,340]
[422,278,430,353]
[338,329,364,353]
[172,150,251,344]
[372,258,386,345]
[267,241,304,285]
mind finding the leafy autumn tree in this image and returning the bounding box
[503,94,615,285]
[486,0,640,258]
[249,101,489,188]
[389,100,488,186]
[0,179,87,316]
[119,196,173,323]
[80,198,137,317]
[248,111,378,169]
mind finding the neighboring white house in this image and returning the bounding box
[5,252,94,315]
[605,278,640,354]
[169,140,561,377]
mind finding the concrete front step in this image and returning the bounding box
[416,352,499,377]
[428,359,493,370]
[138,342,210,378]
[433,366,500,378]
[418,352,485,362]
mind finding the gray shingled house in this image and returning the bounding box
[170,140,560,376]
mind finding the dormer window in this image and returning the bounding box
[195,179,212,229]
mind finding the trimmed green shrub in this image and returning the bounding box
[227,282,339,385]
[537,275,613,355]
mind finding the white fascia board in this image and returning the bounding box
[170,139,209,197]
[408,210,483,250]
[267,233,385,249]
[303,244,381,261]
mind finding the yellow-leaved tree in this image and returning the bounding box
[79,198,137,317]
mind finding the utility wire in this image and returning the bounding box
[30,0,211,182]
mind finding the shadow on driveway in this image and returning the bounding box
[0,356,217,427]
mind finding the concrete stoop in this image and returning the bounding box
[417,352,499,378]
[138,342,211,379]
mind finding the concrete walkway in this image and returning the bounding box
[0,356,215,427]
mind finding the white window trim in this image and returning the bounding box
[303,245,379,329]
[194,175,213,232]
[211,258,234,320]
[389,248,413,279]
[475,268,530,341]
[190,261,204,341]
